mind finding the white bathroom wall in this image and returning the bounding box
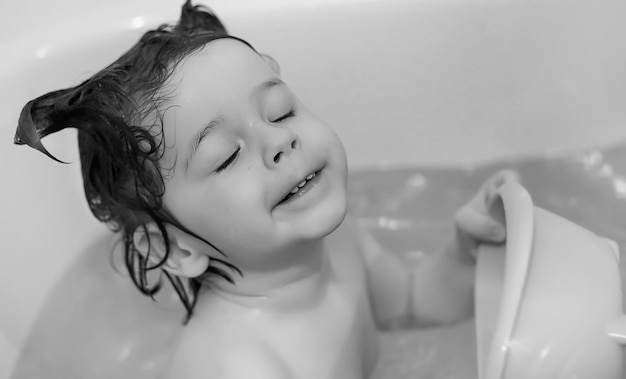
[1,0,626,377]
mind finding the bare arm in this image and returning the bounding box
[350,217,474,328]
[408,232,477,325]
[348,215,412,329]
[353,170,519,329]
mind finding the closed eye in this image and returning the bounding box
[272,109,296,123]
[216,147,240,173]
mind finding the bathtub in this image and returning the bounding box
[2,0,626,377]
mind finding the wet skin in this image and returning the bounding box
[147,38,517,379]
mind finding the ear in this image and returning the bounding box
[132,223,212,278]
[261,53,281,75]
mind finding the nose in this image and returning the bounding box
[262,126,299,168]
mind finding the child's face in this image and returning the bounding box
[158,39,348,271]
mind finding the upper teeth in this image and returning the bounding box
[289,172,316,194]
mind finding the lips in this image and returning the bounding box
[276,169,322,206]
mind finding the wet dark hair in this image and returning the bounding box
[13,1,250,323]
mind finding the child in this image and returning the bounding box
[14,2,518,378]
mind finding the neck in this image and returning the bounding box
[202,238,332,312]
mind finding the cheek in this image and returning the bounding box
[172,177,272,242]
[212,175,269,213]
[299,117,343,149]
[303,123,348,170]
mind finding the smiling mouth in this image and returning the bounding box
[277,170,321,206]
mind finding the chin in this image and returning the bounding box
[302,191,348,240]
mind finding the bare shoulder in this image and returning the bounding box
[327,213,362,246]
[332,213,385,262]
[168,324,291,379]
[337,213,412,327]
[325,213,368,263]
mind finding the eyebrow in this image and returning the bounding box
[251,78,283,101]
[185,117,224,172]
[184,78,285,172]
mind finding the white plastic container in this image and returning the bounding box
[476,182,625,379]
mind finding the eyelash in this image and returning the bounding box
[272,109,296,123]
[216,147,240,173]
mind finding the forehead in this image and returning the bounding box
[167,38,268,105]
